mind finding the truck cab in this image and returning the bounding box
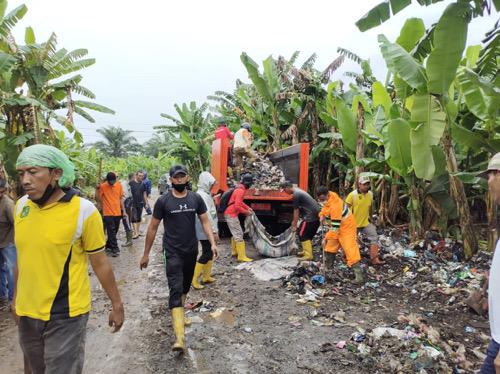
[210,138,310,235]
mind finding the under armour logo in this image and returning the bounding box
[179,204,188,210]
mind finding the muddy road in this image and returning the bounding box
[0,222,492,373]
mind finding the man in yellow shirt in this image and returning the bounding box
[345,176,384,265]
[13,144,124,374]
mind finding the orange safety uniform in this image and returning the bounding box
[319,191,361,267]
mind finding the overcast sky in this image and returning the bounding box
[11,0,498,143]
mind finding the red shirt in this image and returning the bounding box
[215,126,234,141]
[224,184,250,218]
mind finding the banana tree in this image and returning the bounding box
[156,102,215,174]
[355,0,498,32]
[376,3,481,256]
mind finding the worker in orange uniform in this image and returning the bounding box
[316,186,364,284]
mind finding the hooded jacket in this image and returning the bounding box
[319,191,356,240]
[195,172,218,240]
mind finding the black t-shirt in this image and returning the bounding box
[129,180,146,206]
[153,191,207,254]
[293,188,321,222]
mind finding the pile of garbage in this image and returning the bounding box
[244,154,286,190]
[282,262,326,296]
[319,313,489,372]
[277,228,492,372]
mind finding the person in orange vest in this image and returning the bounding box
[345,176,384,265]
[316,186,364,284]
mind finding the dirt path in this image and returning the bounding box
[0,223,491,373]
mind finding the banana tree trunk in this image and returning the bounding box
[408,182,424,241]
[355,103,365,180]
[271,110,280,152]
[442,129,478,258]
[311,111,320,196]
[388,174,400,225]
[486,191,498,252]
[378,168,389,227]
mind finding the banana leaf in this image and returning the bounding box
[426,2,470,94]
[409,94,446,180]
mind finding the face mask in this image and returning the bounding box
[172,183,187,192]
[32,182,56,205]
[243,183,252,189]
[108,180,116,185]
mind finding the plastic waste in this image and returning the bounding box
[403,249,417,258]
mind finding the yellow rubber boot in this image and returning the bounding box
[202,260,216,283]
[298,240,313,261]
[171,307,186,352]
[231,238,237,257]
[181,294,191,326]
[191,262,205,290]
[236,241,253,262]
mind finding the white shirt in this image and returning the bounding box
[121,180,132,199]
[490,239,500,343]
[234,128,251,149]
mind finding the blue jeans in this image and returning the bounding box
[481,339,500,374]
[0,243,16,301]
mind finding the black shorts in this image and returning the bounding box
[298,220,320,242]
[131,204,144,223]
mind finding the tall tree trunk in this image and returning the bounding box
[378,167,389,227]
[442,129,478,258]
[354,103,365,181]
[271,110,280,152]
[30,105,40,144]
[311,110,320,196]
[408,181,424,241]
[388,174,400,225]
[487,191,498,252]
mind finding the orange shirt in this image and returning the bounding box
[99,182,123,216]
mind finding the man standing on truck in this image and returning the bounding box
[214,117,235,176]
[224,174,254,262]
[233,122,255,179]
[280,181,321,261]
[345,176,384,265]
[139,165,218,353]
[214,117,234,141]
[316,186,364,284]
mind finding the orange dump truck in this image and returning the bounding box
[210,138,310,235]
